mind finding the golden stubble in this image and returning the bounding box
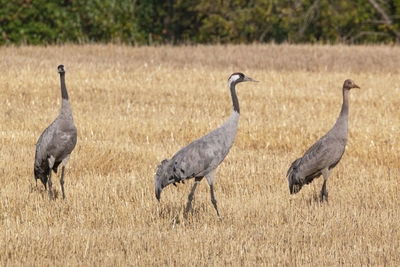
[0,44,399,266]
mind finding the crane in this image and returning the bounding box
[287,79,360,203]
[34,65,77,200]
[154,72,258,217]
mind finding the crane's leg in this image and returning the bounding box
[206,170,221,218]
[48,172,53,200]
[60,155,70,200]
[60,166,66,199]
[209,184,220,218]
[320,169,332,203]
[185,177,202,213]
[48,156,55,201]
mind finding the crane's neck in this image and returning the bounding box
[339,88,349,119]
[333,87,349,136]
[60,72,73,118]
[60,72,69,101]
[229,80,240,114]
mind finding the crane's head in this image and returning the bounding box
[154,159,176,201]
[287,158,303,194]
[58,65,65,74]
[34,167,48,189]
[228,72,258,85]
[343,79,360,90]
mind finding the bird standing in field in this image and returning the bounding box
[154,73,258,217]
[34,65,77,200]
[287,79,360,203]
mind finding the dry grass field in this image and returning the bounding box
[0,44,399,266]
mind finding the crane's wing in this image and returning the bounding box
[34,117,77,176]
[34,121,57,178]
[296,134,345,184]
[171,127,234,179]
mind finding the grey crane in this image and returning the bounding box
[34,65,77,200]
[287,79,360,203]
[154,72,258,217]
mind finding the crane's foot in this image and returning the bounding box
[185,201,193,214]
[48,179,53,201]
[320,191,329,204]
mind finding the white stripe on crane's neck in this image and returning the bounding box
[228,74,241,86]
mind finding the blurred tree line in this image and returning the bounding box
[1,0,399,45]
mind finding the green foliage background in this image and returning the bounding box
[1,0,399,45]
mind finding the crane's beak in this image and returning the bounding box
[352,84,360,89]
[289,183,301,194]
[154,178,162,201]
[243,76,259,82]
[155,187,161,201]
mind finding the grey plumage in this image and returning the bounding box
[154,72,258,217]
[287,79,360,202]
[34,65,77,200]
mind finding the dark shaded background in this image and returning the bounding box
[1,0,399,45]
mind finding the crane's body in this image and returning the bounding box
[287,79,359,202]
[34,65,77,200]
[154,73,257,217]
[168,110,238,180]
